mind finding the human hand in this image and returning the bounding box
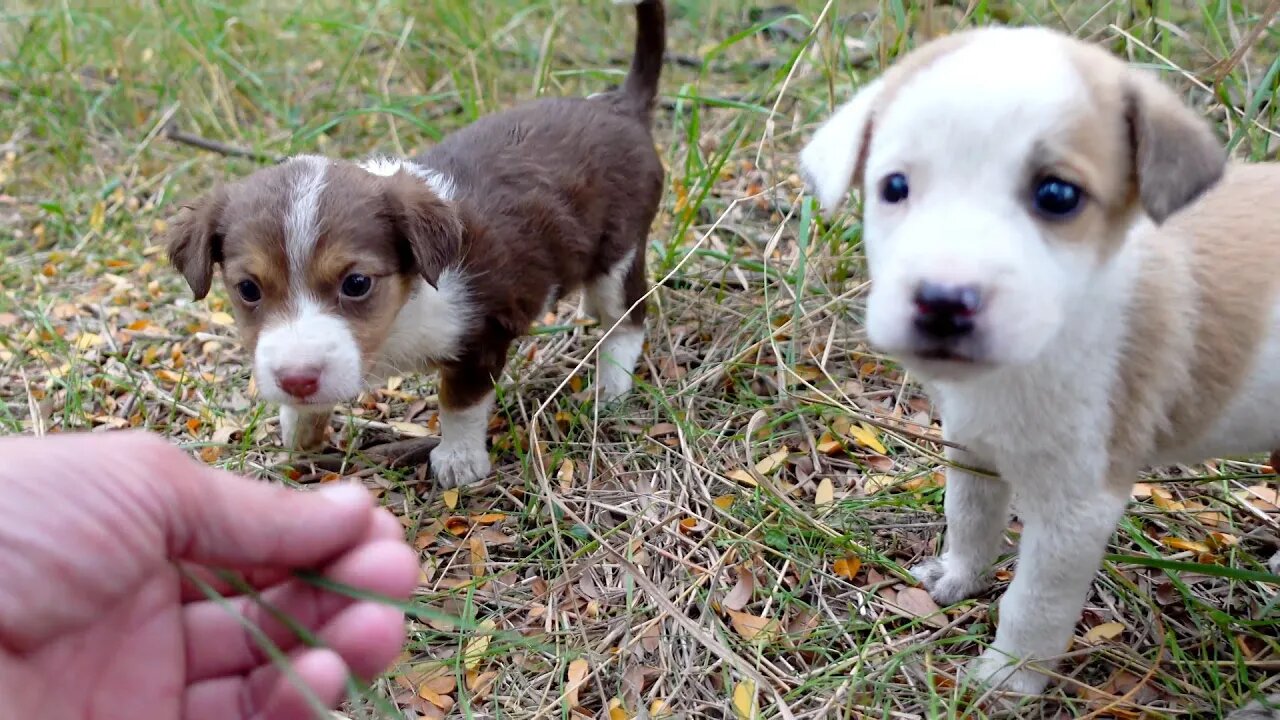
[0,431,418,720]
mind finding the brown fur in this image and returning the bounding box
[166,1,666,424]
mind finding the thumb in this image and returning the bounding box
[156,445,376,569]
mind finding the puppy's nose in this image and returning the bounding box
[913,283,981,339]
[277,370,321,399]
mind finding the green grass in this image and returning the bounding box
[2,0,1279,718]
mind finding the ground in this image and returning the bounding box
[1,0,1279,718]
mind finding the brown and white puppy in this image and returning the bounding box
[166,0,665,488]
[801,26,1280,712]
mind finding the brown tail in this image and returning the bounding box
[615,0,665,120]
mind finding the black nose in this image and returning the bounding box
[913,283,981,339]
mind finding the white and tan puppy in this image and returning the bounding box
[801,25,1280,710]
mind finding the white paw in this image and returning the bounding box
[1268,550,1279,576]
[598,365,633,402]
[430,440,491,488]
[963,648,1050,695]
[910,555,991,605]
[280,406,330,451]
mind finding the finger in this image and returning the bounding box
[184,648,348,720]
[184,539,418,681]
[177,507,400,602]
[163,468,376,569]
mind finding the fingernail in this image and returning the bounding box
[317,482,370,507]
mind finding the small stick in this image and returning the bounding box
[164,121,281,164]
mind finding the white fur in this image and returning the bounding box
[279,403,334,450]
[368,270,477,380]
[255,297,364,406]
[284,155,329,289]
[431,390,494,488]
[585,248,643,400]
[801,27,1280,699]
[358,155,457,201]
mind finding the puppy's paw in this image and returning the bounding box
[963,648,1050,696]
[280,406,330,451]
[1268,550,1279,576]
[430,440,492,488]
[1226,694,1280,720]
[597,367,633,403]
[910,555,991,605]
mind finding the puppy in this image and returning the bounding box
[166,0,666,487]
[800,25,1280,710]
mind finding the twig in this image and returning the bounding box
[164,120,282,164]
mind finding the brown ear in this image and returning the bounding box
[383,173,464,288]
[166,187,228,300]
[1125,70,1225,223]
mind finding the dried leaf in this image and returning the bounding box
[815,478,835,507]
[726,469,758,487]
[639,620,661,654]
[89,201,105,233]
[1207,531,1238,549]
[463,619,496,669]
[815,431,843,455]
[723,566,755,611]
[833,556,862,579]
[894,587,946,628]
[389,421,431,438]
[1150,487,1186,512]
[754,446,789,476]
[608,699,631,720]
[559,458,576,491]
[647,422,678,438]
[417,684,453,711]
[469,536,487,579]
[863,474,897,494]
[1163,537,1211,554]
[444,516,469,536]
[847,422,887,454]
[712,495,736,510]
[565,658,589,708]
[727,610,779,644]
[442,488,459,510]
[1236,484,1280,512]
[1130,482,1154,499]
[209,311,235,326]
[1083,621,1125,644]
[732,680,758,720]
[471,512,506,524]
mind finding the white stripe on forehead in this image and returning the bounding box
[284,155,330,291]
[358,155,456,201]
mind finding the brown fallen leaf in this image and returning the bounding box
[1163,537,1210,554]
[754,446,790,476]
[639,620,661,654]
[463,619,496,669]
[894,587,947,628]
[833,556,862,580]
[815,478,835,507]
[559,457,576,491]
[444,516,469,536]
[723,566,755,611]
[565,658,589,708]
[727,610,780,644]
[647,422,678,438]
[1082,621,1125,644]
[726,469,758,487]
[732,680,758,720]
[442,488,459,510]
[712,494,736,510]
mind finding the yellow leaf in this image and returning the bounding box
[89,201,105,233]
[732,680,758,720]
[863,474,897,494]
[712,494,736,510]
[463,619,496,669]
[559,458,575,491]
[1130,482,1154,499]
[1083,621,1125,644]
[74,333,103,351]
[444,516,470,536]
[833,556,862,579]
[565,658,589,708]
[726,469,758,487]
[608,698,631,720]
[1150,487,1186,512]
[847,422,887,454]
[389,421,431,438]
[442,488,459,510]
[754,446,789,476]
[417,684,453,710]
[815,478,835,507]
[1163,537,1211,554]
[209,311,235,326]
[1207,532,1239,550]
[815,430,843,455]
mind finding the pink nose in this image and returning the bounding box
[277,371,321,399]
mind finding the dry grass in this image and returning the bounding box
[1,0,1279,718]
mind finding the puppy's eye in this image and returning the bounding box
[880,173,909,204]
[1033,177,1083,218]
[235,280,262,304]
[340,273,374,299]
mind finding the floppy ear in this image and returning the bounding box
[799,77,885,216]
[383,173,464,289]
[1124,70,1225,223]
[166,187,228,300]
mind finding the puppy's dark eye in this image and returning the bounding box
[881,173,909,204]
[1033,177,1083,218]
[235,280,262,304]
[340,273,373,299]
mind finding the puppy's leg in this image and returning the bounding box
[585,248,646,402]
[1228,694,1280,720]
[965,472,1129,695]
[280,404,334,451]
[431,354,504,488]
[1270,549,1280,576]
[912,447,1012,604]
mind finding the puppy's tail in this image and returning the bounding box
[611,0,664,120]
